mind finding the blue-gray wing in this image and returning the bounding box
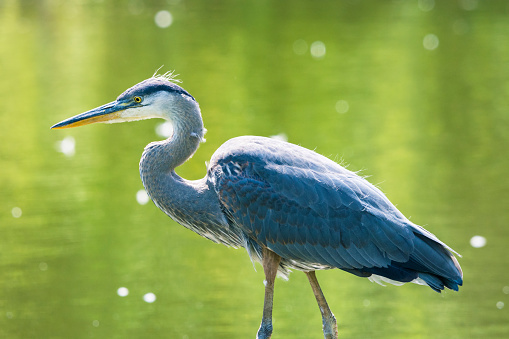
[208,137,417,271]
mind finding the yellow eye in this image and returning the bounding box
[134,96,142,103]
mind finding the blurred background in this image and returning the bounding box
[1,0,508,338]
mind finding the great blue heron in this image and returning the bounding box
[52,74,463,339]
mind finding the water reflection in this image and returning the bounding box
[2,1,509,338]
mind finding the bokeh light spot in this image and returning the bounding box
[270,133,288,142]
[56,136,76,157]
[418,0,435,11]
[496,301,504,309]
[143,292,156,303]
[155,121,173,138]
[336,100,349,114]
[117,287,129,297]
[423,34,439,50]
[11,207,22,218]
[136,189,150,205]
[293,39,308,55]
[155,10,173,28]
[310,41,326,59]
[470,235,486,248]
[459,0,478,11]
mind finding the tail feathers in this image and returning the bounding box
[418,273,445,292]
[418,272,462,292]
[362,231,463,293]
[407,232,463,292]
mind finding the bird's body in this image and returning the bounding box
[52,74,463,338]
[210,136,461,290]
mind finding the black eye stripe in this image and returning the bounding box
[117,78,196,102]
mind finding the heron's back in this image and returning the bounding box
[208,136,463,292]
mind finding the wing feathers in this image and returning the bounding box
[209,136,462,291]
[214,160,414,270]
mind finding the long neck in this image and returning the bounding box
[142,99,205,173]
[139,99,204,207]
[138,102,241,246]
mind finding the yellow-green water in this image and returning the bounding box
[1,1,508,338]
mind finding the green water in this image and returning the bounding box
[1,1,509,338]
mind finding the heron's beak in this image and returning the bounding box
[51,101,130,129]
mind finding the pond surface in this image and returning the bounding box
[1,1,509,338]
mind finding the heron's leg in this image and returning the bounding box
[306,271,338,339]
[257,247,281,339]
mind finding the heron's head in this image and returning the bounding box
[51,74,199,131]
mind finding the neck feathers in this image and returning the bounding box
[140,95,205,177]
